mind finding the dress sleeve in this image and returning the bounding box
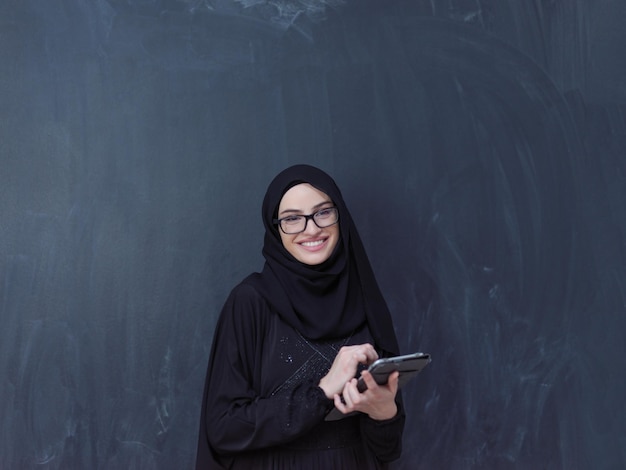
[202,283,334,455]
[360,391,406,462]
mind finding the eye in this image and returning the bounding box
[315,208,334,219]
[282,215,303,225]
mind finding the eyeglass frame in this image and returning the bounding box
[273,206,339,234]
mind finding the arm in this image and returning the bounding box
[357,372,405,462]
[360,397,405,463]
[334,367,405,462]
[202,285,333,454]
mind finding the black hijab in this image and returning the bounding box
[246,164,399,355]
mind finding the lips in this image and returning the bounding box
[298,238,327,251]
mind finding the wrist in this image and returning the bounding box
[318,378,334,399]
[367,403,398,421]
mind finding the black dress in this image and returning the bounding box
[198,281,404,469]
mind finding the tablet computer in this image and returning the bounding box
[325,352,431,421]
[356,352,431,392]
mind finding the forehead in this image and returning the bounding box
[278,183,331,211]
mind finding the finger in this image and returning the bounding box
[360,370,379,390]
[343,378,357,399]
[333,393,348,413]
[353,351,369,365]
[387,370,400,393]
[342,379,361,407]
[362,344,379,363]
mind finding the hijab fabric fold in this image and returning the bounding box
[247,164,399,355]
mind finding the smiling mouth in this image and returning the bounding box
[300,239,326,248]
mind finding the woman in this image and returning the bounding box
[196,164,404,469]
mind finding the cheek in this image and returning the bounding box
[279,231,302,259]
[279,231,292,249]
[328,227,340,251]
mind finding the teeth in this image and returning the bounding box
[301,240,324,247]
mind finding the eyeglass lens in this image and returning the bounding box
[280,208,338,234]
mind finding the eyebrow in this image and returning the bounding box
[278,200,333,217]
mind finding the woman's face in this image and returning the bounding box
[277,183,340,265]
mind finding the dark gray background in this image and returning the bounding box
[1,1,625,468]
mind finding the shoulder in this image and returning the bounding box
[227,274,266,304]
[219,274,272,324]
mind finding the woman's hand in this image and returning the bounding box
[318,343,378,399]
[333,370,399,420]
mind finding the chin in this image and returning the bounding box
[294,246,335,265]
[297,253,331,266]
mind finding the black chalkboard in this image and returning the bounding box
[1,1,625,468]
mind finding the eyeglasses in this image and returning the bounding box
[274,207,339,234]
